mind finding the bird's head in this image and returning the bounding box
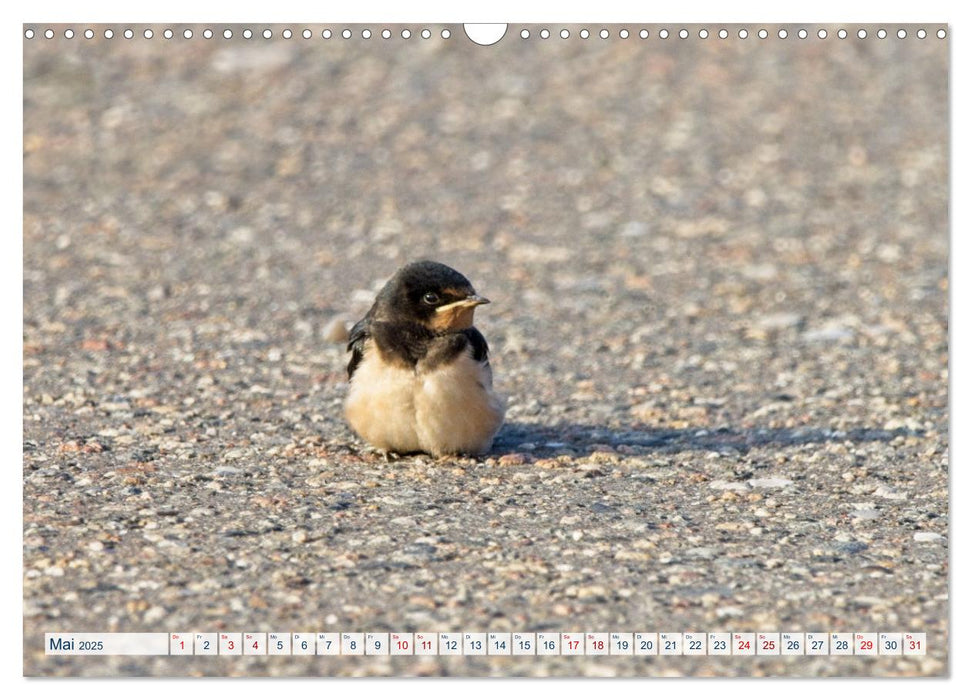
[376,260,490,332]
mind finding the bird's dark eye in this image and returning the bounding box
[422,292,441,305]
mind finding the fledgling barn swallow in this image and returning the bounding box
[345,260,506,457]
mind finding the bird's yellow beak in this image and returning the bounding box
[430,294,490,331]
[441,294,489,308]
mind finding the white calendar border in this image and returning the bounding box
[10,2,963,700]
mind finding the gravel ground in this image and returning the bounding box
[23,24,948,677]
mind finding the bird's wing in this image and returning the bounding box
[463,327,495,389]
[346,316,370,379]
[463,327,491,364]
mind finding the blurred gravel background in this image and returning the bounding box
[23,24,948,677]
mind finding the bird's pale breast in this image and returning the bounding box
[345,340,505,456]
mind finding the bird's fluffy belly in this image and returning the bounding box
[345,348,505,456]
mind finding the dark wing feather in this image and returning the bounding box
[346,316,370,379]
[462,327,490,364]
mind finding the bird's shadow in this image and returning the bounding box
[491,421,921,457]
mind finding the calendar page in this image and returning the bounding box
[22,19,948,678]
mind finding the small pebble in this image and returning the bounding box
[322,316,350,343]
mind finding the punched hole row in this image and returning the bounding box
[25,26,948,42]
[517,27,945,40]
[24,27,452,40]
